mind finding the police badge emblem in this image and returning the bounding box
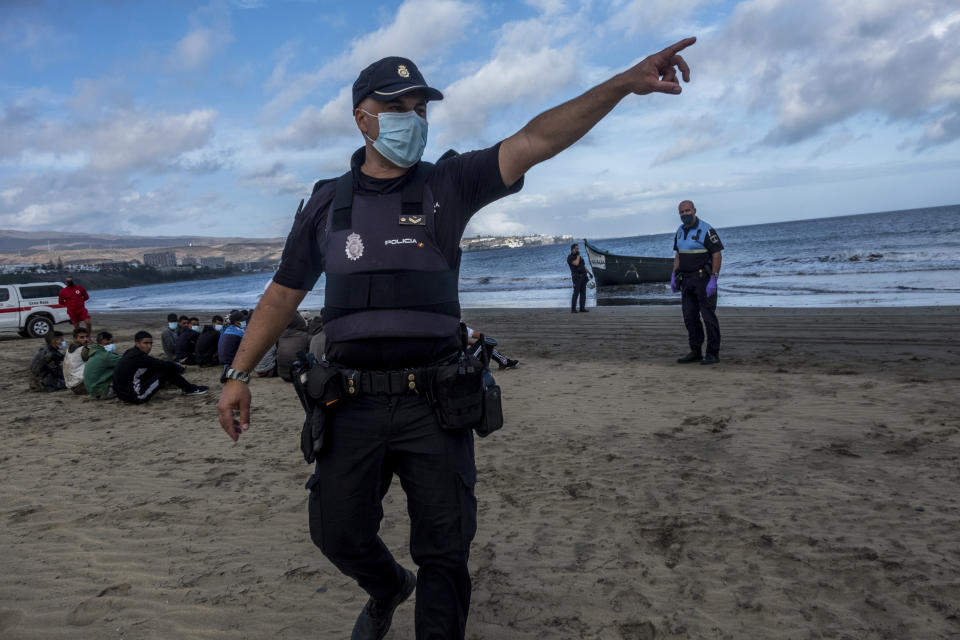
[397,64,410,78]
[345,232,364,261]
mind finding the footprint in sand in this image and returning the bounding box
[66,583,131,626]
[0,610,25,632]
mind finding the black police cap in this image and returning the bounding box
[352,56,443,108]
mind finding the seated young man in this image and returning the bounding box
[217,310,246,377]
[29,331,67,392]
[83,331,122,399]
[195,315,223,367]
[161,313,180,360]
[175,316,201,365]
[114,331,207,404]
[63,326,91,395]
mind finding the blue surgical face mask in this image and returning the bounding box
[680,214,695,226]
[104,343,116,352]
[168,322,177,330]
[57,341,66,350]
[240,321,247,329]
[191,325,200,333]
[362,109,428,168]
[214,323,223,332]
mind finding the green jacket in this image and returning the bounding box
[83,344,122,399]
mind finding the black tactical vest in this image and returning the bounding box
[320,162,461,342]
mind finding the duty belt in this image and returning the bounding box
[340,368,430,396]
[334,352,459,397]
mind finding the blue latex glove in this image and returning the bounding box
[706,275,718,297]
[670,272,679,293]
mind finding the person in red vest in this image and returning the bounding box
[58,276,92,334]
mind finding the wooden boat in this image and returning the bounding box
[583,239,673,286]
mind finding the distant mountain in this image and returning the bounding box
[0,229,281,252]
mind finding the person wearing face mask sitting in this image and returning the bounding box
[83,331,122,399]
[175,316,201,365]
[195,314,224,367]
[29,331,67,392]
[161,313,182,360]
[671,199,724,365]
[217,310,247,378]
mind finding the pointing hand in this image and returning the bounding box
[620,37,696,96]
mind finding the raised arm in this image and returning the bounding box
[498,37,695,186]
[217,281,307,440]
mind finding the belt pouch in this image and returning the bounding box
[432,354,484,429]
[476,368,503,438]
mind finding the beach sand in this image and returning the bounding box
[1,306,959,639]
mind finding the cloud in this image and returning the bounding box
[464,209,530,236]
[265,41,299,93]
[262,0,478,120]
[524,0,567,15]
[650,114,729,165]
[167,2,234,71]
[79,109,220,172]
[243,161,308,196]
[432,46,580,143]
[0,94,219,173]
[430,9,588,143]
[0,170,227,234]
[908,104,960,150]
[266,86,355,149]
[609,0,719,36]
[697,0,960,147]
[807,131,869,160]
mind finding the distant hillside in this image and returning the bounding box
[0,230,286,266]
[0,229,281,253]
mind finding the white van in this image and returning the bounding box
[0,282,71,338]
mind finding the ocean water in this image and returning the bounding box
[87,205,960,311]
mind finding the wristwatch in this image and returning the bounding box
[224,368,251,384]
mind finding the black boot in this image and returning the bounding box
[351,569,416,640]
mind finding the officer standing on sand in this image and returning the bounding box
[218,38,696,640]
[671,199,723,365]
[567,242,594,313]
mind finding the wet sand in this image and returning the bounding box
[1,306,959,639]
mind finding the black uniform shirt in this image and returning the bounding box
[567,252,587,276]
[274,143,522,369]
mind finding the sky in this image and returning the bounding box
[1,0,958,241]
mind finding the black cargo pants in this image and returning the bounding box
[680,270,720,356]
[571,273,588,311]
[306,392,477,640]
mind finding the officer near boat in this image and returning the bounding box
[218,37,697,640]
[671,199,723,365]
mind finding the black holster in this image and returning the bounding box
[291,353,343,463]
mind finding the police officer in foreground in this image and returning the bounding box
[671,199,723,365]
[218,38,696,640]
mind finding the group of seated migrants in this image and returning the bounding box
[27,308,328,402]
[29,326,208,402]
